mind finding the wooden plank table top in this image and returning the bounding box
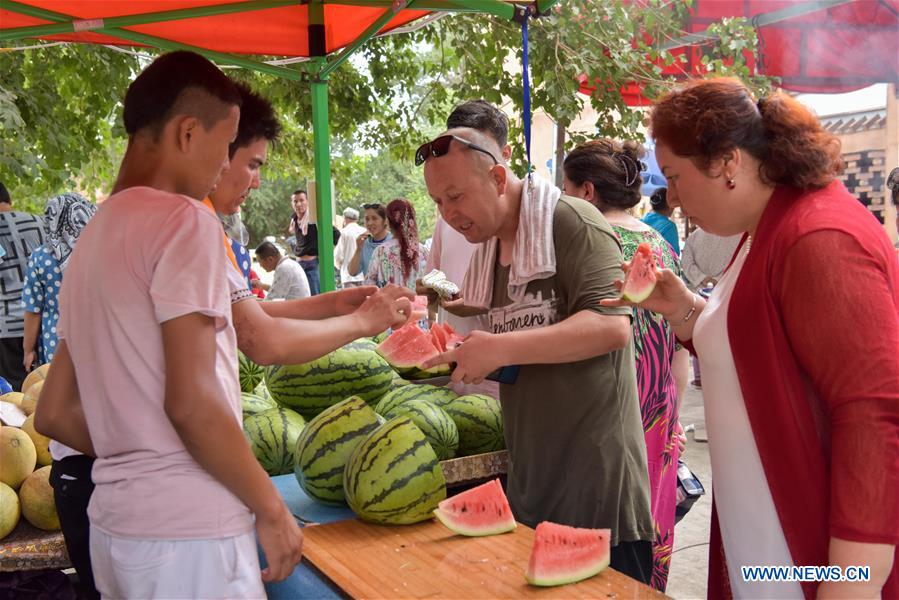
[303,518,668,599]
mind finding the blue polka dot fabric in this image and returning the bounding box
[231,240,253,289]
[22,246,62,364]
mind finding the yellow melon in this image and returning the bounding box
[0,392,25,408]
[0,426,37,489]
[20,380,43,415]
[21,414,52,467]
[22,363,50,396]
[19,466,59,531]
[0,482,20,540]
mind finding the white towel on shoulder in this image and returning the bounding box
[461,173,561,310]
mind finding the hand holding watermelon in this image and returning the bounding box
[421,330,504,384]
[601,256,697,325]
[353,284,417,336]
[329,285,379,315]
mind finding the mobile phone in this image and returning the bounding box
[486,365,520,385]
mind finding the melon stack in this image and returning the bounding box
[0,364,62,541]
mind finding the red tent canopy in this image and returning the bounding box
[0,0,432,57]
[581,0,899,104]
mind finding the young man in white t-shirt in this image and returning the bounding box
[32,51,311,599]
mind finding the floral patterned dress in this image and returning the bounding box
[365,238,429,291]
[614,225,681,591]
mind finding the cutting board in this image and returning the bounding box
[303,518,668,599]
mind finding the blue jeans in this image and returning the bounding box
[300,258,320,296]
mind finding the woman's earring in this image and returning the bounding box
[726,178,736,190]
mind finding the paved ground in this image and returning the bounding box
[666,380,712,599]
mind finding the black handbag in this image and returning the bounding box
[674,459,706,525]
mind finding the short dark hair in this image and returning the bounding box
[0,182,9,205]
[292,189,306,197]
[255,241,281,259]
[123,51,241,137]
[229,82,281,158]
[446,100,509,148]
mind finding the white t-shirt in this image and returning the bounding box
[58,187,252,540]
[335,222,366,284]
[426,217,489,336]
[267,256,310,300]
[693,243,801,599]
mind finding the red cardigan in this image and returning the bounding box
[706,181,899,599]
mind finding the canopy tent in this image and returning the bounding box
[581,0,899,104]
[0,0,556,291]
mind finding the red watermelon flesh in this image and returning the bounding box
[433,479,516,536]
[430,323,448,352]
[525,522,611,587]
[438,323,464,349]
[376,323,440,369]
[621,242,658,303]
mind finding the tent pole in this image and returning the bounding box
[310,70,336,293]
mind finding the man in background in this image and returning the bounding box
[0,182,45,390]
[255,241,310,300]
[334,208,366,288]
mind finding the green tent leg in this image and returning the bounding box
[310,75,336,293]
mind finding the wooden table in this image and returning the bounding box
[304,518,668,599]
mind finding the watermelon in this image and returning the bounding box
[434,479,516,536]
[525,522,611,587]
[430,325,447,352]
[343,417,447,525]
[253,381,273,401]
[241,392,277,417]
[238,352,265,393]
[264,348,394,419]
[381,399,459,460]
[343,338,378,352]
[374,384,458,417]
[294,396,381,505]
[243,407,306,476]
[442,394,505,456]
[376,323,440,370]
[621,242,658,303]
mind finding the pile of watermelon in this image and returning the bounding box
[239,326,505,526]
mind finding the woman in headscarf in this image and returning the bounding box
[365,198,428,291]
[22,192,97,371]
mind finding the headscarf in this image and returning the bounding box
[44,192,97,271]
[385,198,419,280]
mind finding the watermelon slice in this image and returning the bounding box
[525,522,611,587]
[621,242,658,303]
[430,323,448,352]
[438,323,464,349]
[376,323,440,369]
[433,479,516,536]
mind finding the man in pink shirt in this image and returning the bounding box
[34,51,414,599]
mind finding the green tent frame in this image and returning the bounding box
[0,0,558,291]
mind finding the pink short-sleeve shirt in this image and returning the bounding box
[58,187,252,540]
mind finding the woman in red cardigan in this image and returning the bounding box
[606,78,898,599]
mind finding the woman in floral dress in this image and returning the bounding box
[365,198,428,291]
[564,139,681,592]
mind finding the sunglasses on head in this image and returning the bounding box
[362,203,382,210]
[414,134,499,167]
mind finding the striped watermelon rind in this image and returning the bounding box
[442,394,505,456]
[344,416,447,525]
[294,396,381,505]
[243,407,307,476]
[343,338,378,353]
[241,392,278,418]
[238,352,265,393]
[253,381,273,401]
[265,348,394,419]
[374,384,458,417]
[382,399,459,461]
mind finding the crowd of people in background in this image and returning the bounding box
[0,48,896,600]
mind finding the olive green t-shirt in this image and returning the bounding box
[489,196,653,546]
